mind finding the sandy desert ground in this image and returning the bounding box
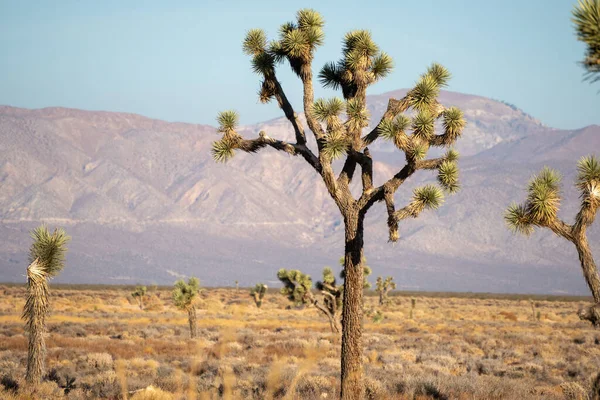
[0,285,599,399]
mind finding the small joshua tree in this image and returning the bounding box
[212,9,466,397]
[250,283,267,308]
[572,0,600,84]
[23,225,70,386]
[409,298,416,319]
[172,277,201,338]
[131,286,147,310]
[505,156,600,326]
[235,280,239,291]
[278,264,372,333]
[376,276,397,306]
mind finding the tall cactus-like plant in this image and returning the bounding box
[172,277,201,338]
[505,156,600,326]
[572,0,600,84]
[131,285,147,310]
[250,283,268,308]
[376,276,397,306]
[212,9,466,398]
[23,225,70,386]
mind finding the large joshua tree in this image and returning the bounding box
[23,225,70,386]
[211,9,465,398]
[172,277,201,338]
[573,0,600,83]
[505,156,600,325]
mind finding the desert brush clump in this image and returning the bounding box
[505,156,600,326]
[250,283,267,308]
[375,276,397,306]
[23,225,70,386]
[211,8,466,398]
[172,277,201,338]
[572,0,600,84]
[132,286,147,310]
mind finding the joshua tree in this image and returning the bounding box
[250,283,267,308]
[505,156,600,326]
[211,10,465,398]
[573,0,600,84]
[172,277,201,338]
[235,280,239,291]
[131,285,147,310]
[278,265,370,333]
[22,225,70,386]
[375,276,397,306]
[409,298,416,319]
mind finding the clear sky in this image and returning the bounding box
[0,0,597,130]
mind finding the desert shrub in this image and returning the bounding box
[86,353,114,370]
[130,385,174,400]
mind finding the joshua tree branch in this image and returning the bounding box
[272,78,308,145]
[361,96,411,147]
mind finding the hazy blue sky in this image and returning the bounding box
[0,0,597,129]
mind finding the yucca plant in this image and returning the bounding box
[250,283,268,308]
[172,277,201,338]
[212,9,466,398]
[23,225,70,386]
[131,285,147,310]
[505,156,600,326]
[376,276,397,306]
[573,0,600,84]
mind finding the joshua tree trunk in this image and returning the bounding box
[188,306,197,339]
[574,236,600,302]
[25,259,48,386]
[340,213,365,400]
[378,291,384,306]
[314,301,341,333]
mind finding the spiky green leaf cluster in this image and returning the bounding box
[345,98,370,132]
[526,167,562,223]
[318,30,393,99]
[312,97,345,126]
[572,0,600,82]
[217,110,239,133]
[445,148,460,162]
[577,155,600,190]
[410,75,439,112]
[277,269,313,305]
[28,225,70,278]
[322,131,349,160]
[442,107,466,141]
[505,203,535,235]
[426,63,451,87]
[407,140,428,161]
[413,185,444,210]
[211,140,235,163]
[172,277,201,310]
[411,111,435,140]
[378,114,410,143]
[437,161,460,193]
[243,29,268,56]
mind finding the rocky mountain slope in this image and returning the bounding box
[0,91,597,294]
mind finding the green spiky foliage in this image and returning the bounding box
[172,277,201,338]
[505,155,600,326]
[23,225,70,385]
[131,285,147,310]
[278,269,313,306]
[213,10,467,397]
[375,276,397,306]
[572,0,600,83]
[250,283,268,308]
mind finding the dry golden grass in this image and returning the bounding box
[0,285,598,399]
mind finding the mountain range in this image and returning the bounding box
[0,90,598,294]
